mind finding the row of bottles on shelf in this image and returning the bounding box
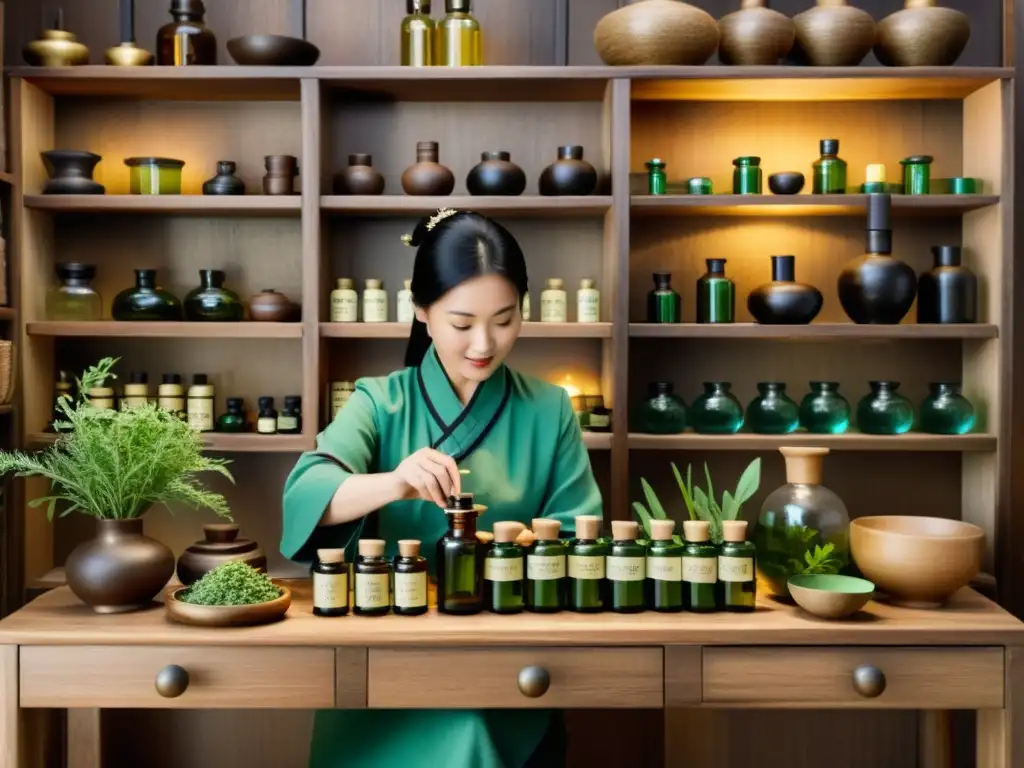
[401,0,482,68]
[636,380,976,437]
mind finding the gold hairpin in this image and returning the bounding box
[401,234,414,247]
[427,207,458,231]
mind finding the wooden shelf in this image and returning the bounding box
[0,308,17,321]
[582,432,612,450]
[321,322,612,339]
[321,196,612,217]
[631,194,1000,217]
[628,432,997,452]
[24,195,301,216]
[629,323,999,340]
[27,432,310,453]
[26,322,302,339]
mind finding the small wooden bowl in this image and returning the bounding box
[227,35,320,66]
[788,574,875,619]
[164,584,291,627]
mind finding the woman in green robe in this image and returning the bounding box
[281,208,604,768]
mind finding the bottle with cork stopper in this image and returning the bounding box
[393,539,428,616]
[437,493,485,615]
[682,520,719,612]
[862,163,887,194]
[646,519,684,612]
[485,521,525,614]
[607,520,646,613]
[718,520,756,612]
[526,518,566,612]
[313,548,350,617]
[567,515,607,612]
[354,539,391,616]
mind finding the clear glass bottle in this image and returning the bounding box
[682,520,718,612]
[313,548,349,617]
[526,518,566,613]
[577,278,600,323]
[217,397,248,433]
[121,372,150,409]
[567,515,607,612]
[857,380,915,435]
[257,396,278,435]
[156,0,217,66]
[718,520,756,613]
[696,258,735,324]
[540,278,567,323]
[362,278,388,323]
[919,382,975,435]
[485,521,525,614]
[400,0,435,66]
[393,539,428,616]
[799,381,851,434]
[635,381,687,434]
[397,279,415,323]
[607,520,646,613]
[330,278,359,323]
[158,373,186,420]
[647,272,681,323]
[646,519,684,613]
[278,395,302,434]
[813,139,847,194]
[47,263,102,321]
[690,382,744,434]
[746,382,800,435]
[186,374,215,432]
[436,0,482,66]
[354,539,391,616]
[437,493,485,614]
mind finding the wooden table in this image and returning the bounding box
[0,581,1021,767]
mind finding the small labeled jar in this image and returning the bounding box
[257,396,278,434]
[732,156,762,195]
[607,520,646,613]
[158,373,186,420]
[217,397,248,433]
[186,373,215,432]
[330,381,355,421]
[540,278,567,323]
[526,518,566,613]
[121,371,150,409]
[362,279,388,323]
[330,278,358,323]
[682,520,719,613]
[397,279,415,323]
[87,383,115,410]
[645,158,667,195]
[900,155,934,196]
[485,521,526,614]
[278,395,302,434]
[646,519,683,613]
[354,539,391,616]
[567,515,607,612]
[718,520,756,613]
[576,278,600,323]
[313,548,350,617]
[392,539,428,616]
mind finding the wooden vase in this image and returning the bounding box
[594,0,719,66]
[791,0,875,67]
[718,0,796,66]
[874,0,971,67]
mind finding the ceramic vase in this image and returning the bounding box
[41,150,105,195]
[539,146,598,196]
[791,0,875,67]
[718,0,795,66]
[401,141,455,196]
[202,161,245,195]
[333,153,386,195]
[466,151,527,196]
[263,154,298,195]
[917,245,977,324]
[748,255,823,324]
[112,269,183,321]
[594,0,720,66]
[838,253,916,324]
[176,523,267,586]
[875,0,970,67]
[249,289,296,322]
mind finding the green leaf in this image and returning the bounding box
[671,462,697,520]
[721,490,737,521]
[640,478,668,519]
[703,462,716,513]
[632,502,654,539]
[733,458,762,508]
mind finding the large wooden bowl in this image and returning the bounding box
[164,585,292,627]
[227,35,320,66]
[850,516,983,609]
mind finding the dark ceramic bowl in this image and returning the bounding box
[227,35,320,66]
[768,172,806,195]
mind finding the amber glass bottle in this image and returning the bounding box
[313,548,349,617]
[393,539,428,616]
[354,539,391,617]
[607,520,646,613]
[567,515,607,612]
[156,0,216,66]
[526,519,566,612]
[485,521,525,614]
[436,493,485,614]
[646,519,684,612]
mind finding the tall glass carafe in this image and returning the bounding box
[436,493,486,614]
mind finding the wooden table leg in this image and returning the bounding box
[67,709,102,768]
[0,646,18,767]
[918,711,952,768]
[977,647,1024,768]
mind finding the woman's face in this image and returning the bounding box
[417,274,522,384]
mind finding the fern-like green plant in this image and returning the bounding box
[0,357,235,521]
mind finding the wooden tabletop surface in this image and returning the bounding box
[1,582,1022,647]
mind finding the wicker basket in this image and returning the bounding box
[0,341,15,406]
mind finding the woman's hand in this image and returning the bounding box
[392,448,461,507]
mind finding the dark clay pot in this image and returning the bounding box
[748,255,823,325]
[203,161,246,195]
[42,150,105,195]
[176,523,267,586]
[401,141,455,196]
[333,153,385,195]
[466,151,526,196]
[249,288,296,322]
[539,145,598,196]
[65,518,175,613]
[768,172,805,195]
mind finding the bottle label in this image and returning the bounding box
[394,572,427,608]
[363,291,388,323]
[277,415,298,431]
[313,572,348,609]
[683,556,717,584]
[330,292,358,322]
[577,291,600,323]
[355,572,389,609]
[187,398,214,431]
[647,556,682,582]
[397,291,415,323]
[485,557,524,582]
[540,292,567,323]
[527,554,565,581]
[160,396,185,416]
[568,554,605,580]
[606,556,645,582]
[123,396,149,409]
[257,416,277,434]
[719,556,754,583]
[588,414,610,429]
[91,397,114,410]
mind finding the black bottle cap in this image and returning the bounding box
[446,0,471,11]
[162,373,181,384]
[653,271,672,287]
[56,262,96,280]
[706,258,726,275]
[932,245,962,267]
[865,194,892,255]
[649,381,673,396]
[192,373,208,385]
[770,255,796,282]
[258,396,274,408]
[407,0,430,13]
[820,139,839,155]
[226,397,243,408]
[129,371,148,384]
[283,395,301,408]
[171,0,206,16]
[447,493,474,510]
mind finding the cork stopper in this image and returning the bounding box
[575,515,601,540]
[611,520,639,541]
[337,278,354,290]
[532,518,561,540]
[865,163,887,184]
[398,539,421,557]
[358,539,385,557]
[545,278,564,290]
[365,278,383,290]
[493,521,524,543]
[650,519,676,541]
[722,520,748,543]
[780,447,828,485]
[403,279,412,290]
[683,520,710,543]
[317,548,345,564]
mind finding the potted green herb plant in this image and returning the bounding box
[0,358,234,613]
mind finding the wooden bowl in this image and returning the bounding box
[227,35,320,66]
[788,574,875,619]
[164,584,291,627]
[850,516,983,609]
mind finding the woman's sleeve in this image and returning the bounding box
[279,386,379,565]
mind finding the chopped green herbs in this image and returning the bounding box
[178,561,281,606]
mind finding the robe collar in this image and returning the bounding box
[417,345,511,462]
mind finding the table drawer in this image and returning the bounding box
[20,646,336,709]
[703,647,1004,709]
[368,647,663,709]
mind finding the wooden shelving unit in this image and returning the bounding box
[26,321,303,338]
[23,195,302,215]
[631,193,1000,217]
[629,323,1000,340]
[628,432,998,452]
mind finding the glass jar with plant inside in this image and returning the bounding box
[0,357,235,614]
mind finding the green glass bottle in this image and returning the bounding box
[732,156,762,195]
[718,520,756,613]
[746,382,800,435]
[799,381,851,434]
[682,520,719,612]
[436,493,485,614]
[216,397,248,432]
[354,539,391,617]
[112,268,183,321]
[183,269,244,322]
[646,158,667,195]
[526,518,565,613]
[696,259,735,324]
[645,519,683,613]
[900,155,933,195]
[567,515,607,612]
[856,381,915,435]
[485,521,525,614]
[607,520,646,613]
[647,272,681,323]
[691,382,744,434]
[919,382,975,435]
[635,381,687,434]
[812,139,847,194]
[392,539,428,616]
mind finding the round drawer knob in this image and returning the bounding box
[517,665,550,698]
[852,665,886,698]
[155,664,190,698]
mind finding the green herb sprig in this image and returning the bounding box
[178,561,282,606]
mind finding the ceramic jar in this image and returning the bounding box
[718,0,795,66]
[746,382,799,435]
[539,146,598,196]
[857,381,915,435]
[401,141,455,196]
[635,382,687,434]
[23,23,90,67]
[875,0,970,67]
[184,269,244,321]
[249,289,296,322]
[748,255,823,325]
[263,154,298,195]
[203,161,245,195]
[917,245,977,324]
[791,0,875,67]
[333,153,385,195]
[466,151,526,196]
[594,0,719,66]
[112,269,183,321]
[176,523,268,586]
[41,150,105,195]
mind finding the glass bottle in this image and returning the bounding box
[112,268,182,321]
[718,520,756,613]
[156,0,217,66]
[485,521,525,614]
[567,515,607,612]
[278,395,302,435]
[746,382,800,435]
[217,397,248,433]
[690,382,744,434]
[696,258,735,324]
[752,447,850,599]
[526,518,566,612]
[919,382,975,435]
[577,278,600,323]
[47,263,102,321]
[436,493,485,614]
[646,519,684,613]
[646,159,667,195]
[900,155,933,196]
[917,245,978,324]
[121,372,150,409]
[363,279,388,323]
[330,278,359,322]
[607,520,646,613]
[354,539,391,617]
[647,272,681,323]
[857,381,915,435]
[186,374,215,432]
[539,279,568,323]
[682,520,718,612]
[799,382,851,434]
[812,139,847,194]
[732,156,762,195]
[521,292,531,320]
[313,548,349,617]
[49,371,73,431]
[635,381,687,434]
[256,396,277,435]
[184,269,244,322]
[585,398,612,433]
[393,539,428,616]
[400,0,435,67]
[437,0,482,67]
[397,279,415,323]
[158,373,186,420]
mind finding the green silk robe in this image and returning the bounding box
[281,345,604,768]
